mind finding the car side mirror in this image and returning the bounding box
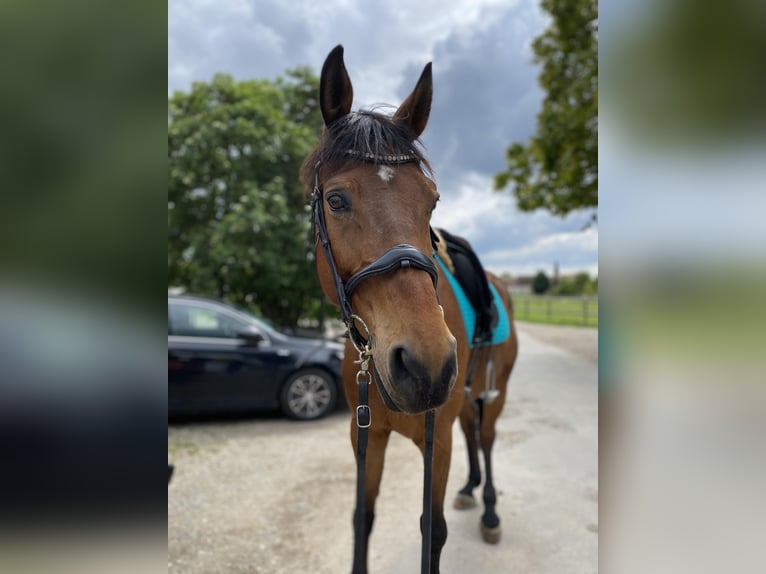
[237,326,265,345]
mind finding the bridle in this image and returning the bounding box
[310,156,441,574]
[311,159,439,352]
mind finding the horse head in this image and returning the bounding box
[301,45,457,414]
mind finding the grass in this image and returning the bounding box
[511,293,598,327]
[616,290,765,362]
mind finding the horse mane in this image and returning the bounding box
[300,109,433,197]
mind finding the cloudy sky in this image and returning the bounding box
[169,0,598,278]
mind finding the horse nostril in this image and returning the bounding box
[387,344,457,412]
[390,346,427,383]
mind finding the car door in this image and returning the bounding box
[168,301,285,413]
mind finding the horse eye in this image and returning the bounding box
[326,193,348,212]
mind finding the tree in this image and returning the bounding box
[606,0,765,143]
[168,69,326,327]
[532,271,551,294]
[550,271,596,295]
[494,0,597,219]
[551,276,577,295]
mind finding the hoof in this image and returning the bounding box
[452,493,477,510]
[480,521,502,544]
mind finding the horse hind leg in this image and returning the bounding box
[478,402,502,544]
[476,277,517,544]
[477,337,515,544]
[453,389,481,510]
[456,392,503,544]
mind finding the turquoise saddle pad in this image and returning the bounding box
[435,255,511,348]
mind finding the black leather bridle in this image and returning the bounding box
[311,162,439,351]
[310,159,440,574]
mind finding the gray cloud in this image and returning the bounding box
[415,3,546,180]
[169,0,311,92]
[168,0,597,276]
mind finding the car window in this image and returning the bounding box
[169,303,249,338]
[234,307,284,339]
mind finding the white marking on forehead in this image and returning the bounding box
[377,165,395,183]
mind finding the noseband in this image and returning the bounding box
[311,161,439,352]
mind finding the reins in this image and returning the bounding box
[311,161,439,574]
[351,336,372,574]
[421,409,435,573]
[348,318,436,574]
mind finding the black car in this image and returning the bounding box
[168,295,345,420]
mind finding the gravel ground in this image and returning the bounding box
[168,322,598,573]
[516,321,598,364]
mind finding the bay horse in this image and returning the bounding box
[300,45,518,574]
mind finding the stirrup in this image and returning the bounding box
[478,358,499,404]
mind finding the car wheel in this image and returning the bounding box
[280,368,338,420]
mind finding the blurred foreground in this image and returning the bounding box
[1,1,167,573]
[601,0,766,571]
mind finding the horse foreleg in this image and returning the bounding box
[454,393,481,509]
[350,428,390,574]
[421,433,451,573]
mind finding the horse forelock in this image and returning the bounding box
[300,109,433,197]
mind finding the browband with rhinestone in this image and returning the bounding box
[343,149,419,164]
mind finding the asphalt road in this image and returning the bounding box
[168,322,598,574]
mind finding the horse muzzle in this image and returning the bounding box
[374,340,457,414]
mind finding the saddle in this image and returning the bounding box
[432,228,498,346]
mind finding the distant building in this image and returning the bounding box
[502,275,534,294]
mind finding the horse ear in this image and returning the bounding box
[320,45,354,127]
[394,63,432,138]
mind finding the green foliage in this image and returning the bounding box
[168,69,328,328]
[495,0,597,219]
[550,271,597,295]
[606,0,766,144]
[532,270,551,294]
